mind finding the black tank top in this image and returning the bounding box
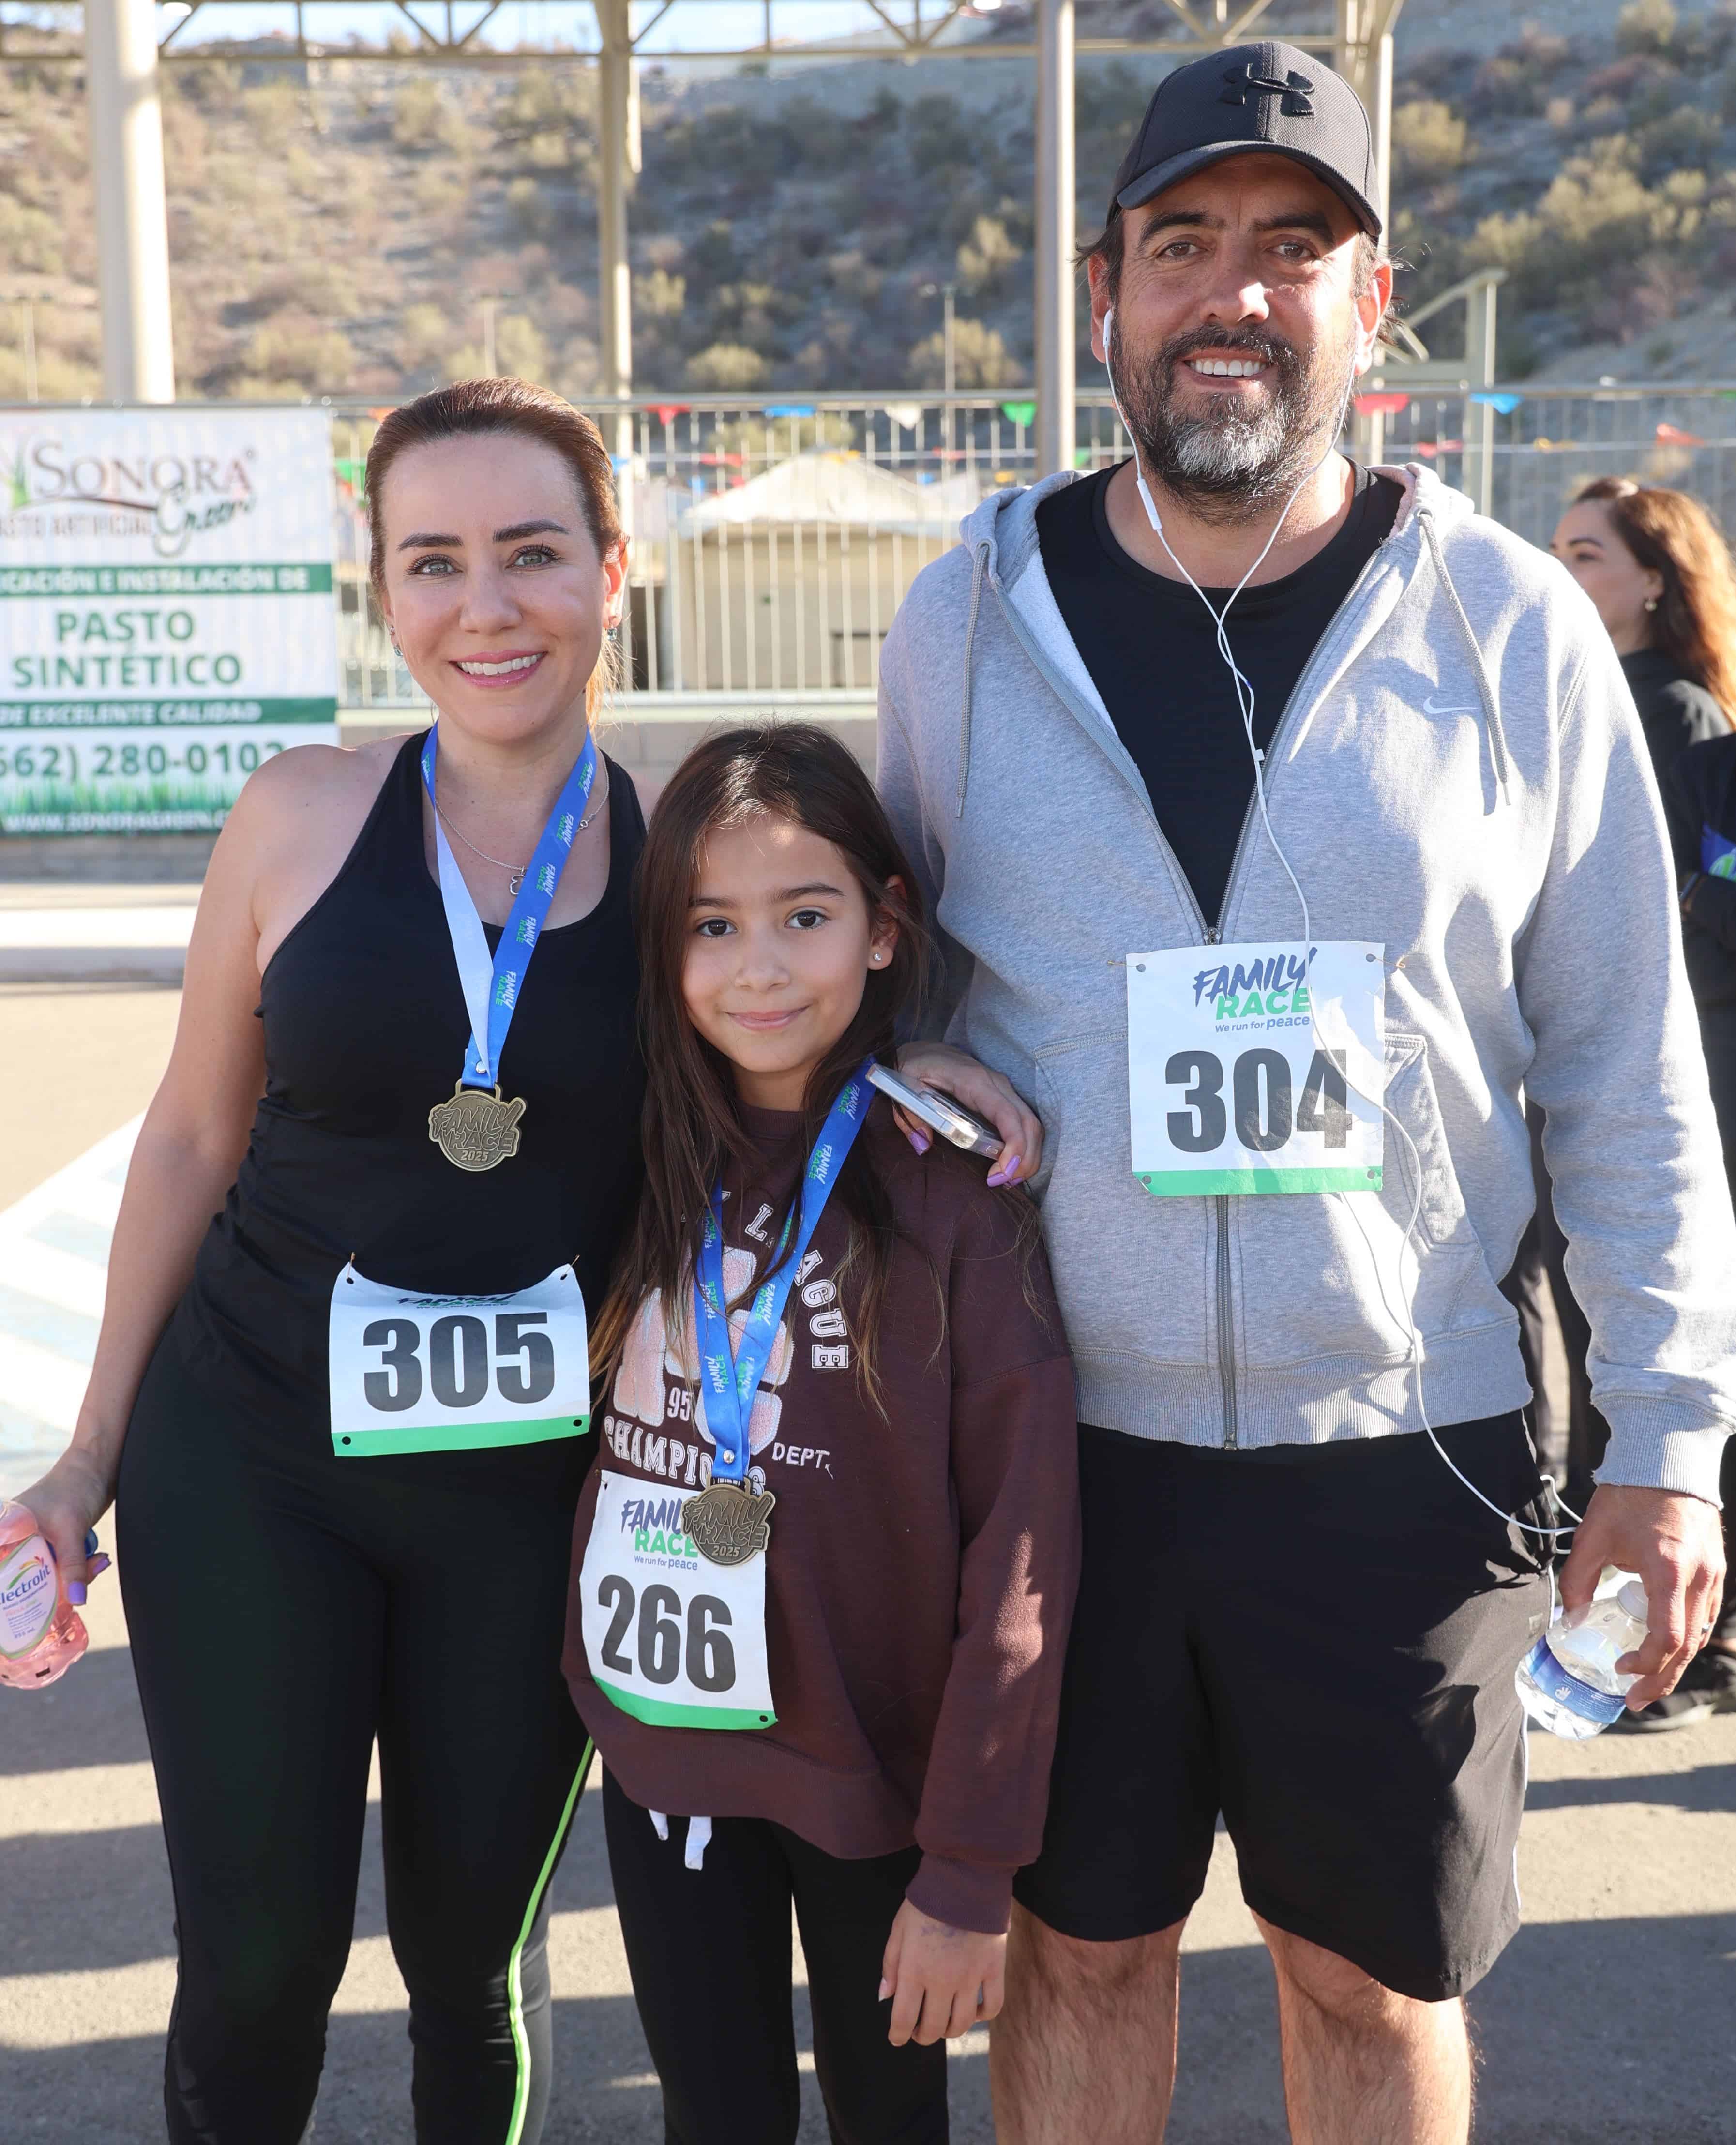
[173,732,646,1443]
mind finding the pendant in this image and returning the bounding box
[428,1082,527,1171]
[509,869,525,896]
[683,1480,776,1567]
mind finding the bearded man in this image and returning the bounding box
[878,41,1735,2144]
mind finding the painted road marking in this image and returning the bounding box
[0,1118,137,1497]
[0,908,194,949]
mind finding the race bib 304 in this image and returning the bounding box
[1127,940,1386,1197]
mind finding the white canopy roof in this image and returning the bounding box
[679,451,986,535]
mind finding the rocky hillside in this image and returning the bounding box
[1,0,1733,403]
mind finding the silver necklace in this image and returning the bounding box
[435,775,609,896]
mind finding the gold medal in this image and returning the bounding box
[683,1480,776,1567]
[428,1083,526,1172]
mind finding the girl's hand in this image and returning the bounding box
[15,1449,115,1607]
[879,1899,1006,2047]
[892,1043,1043,1187]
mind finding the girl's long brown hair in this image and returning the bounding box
[1576,476,1736,724]
[591,724,932,1408]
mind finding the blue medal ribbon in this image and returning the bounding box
[1701,823,1736,881]
[693,1064,876,1481]
[421,723,598,1089]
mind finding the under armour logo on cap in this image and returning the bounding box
[1219,61,1314,118]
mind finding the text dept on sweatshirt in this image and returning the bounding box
[877,464,1736,1502]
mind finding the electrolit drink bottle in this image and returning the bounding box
[0,1499,88,1691]
[1515,1566,1649,1740]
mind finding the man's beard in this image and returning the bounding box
[1114,323,1351,524]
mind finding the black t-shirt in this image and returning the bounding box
[1036,462,1403,923]
[172,733,648,1457]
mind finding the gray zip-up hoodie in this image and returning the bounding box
[877,465,1736,1501]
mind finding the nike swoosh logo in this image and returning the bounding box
[1423,694,1477,715]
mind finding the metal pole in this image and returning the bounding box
[86,0,176,402]
[943,284,955,401]
[596,0,633,408]
[1034,0,1075,479]
[1372,28,1394,241]
[1473,278,1498,519]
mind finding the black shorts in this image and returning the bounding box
[1013,1414,1554,2003]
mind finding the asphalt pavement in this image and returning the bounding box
[1,967,1733,2144]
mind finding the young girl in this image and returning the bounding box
[563,724,1080,2144]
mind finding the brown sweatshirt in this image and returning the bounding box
[563,1098,1080,1934]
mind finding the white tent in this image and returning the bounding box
[679,451,985,537]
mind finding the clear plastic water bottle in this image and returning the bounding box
[1515,1567,1649,1740]
[0,1499,88,1692]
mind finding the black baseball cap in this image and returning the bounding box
[1109,40,1382,241]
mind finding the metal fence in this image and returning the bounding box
[325,384,1736,710]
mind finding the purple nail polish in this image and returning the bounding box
[908,1128,931,1154]
[88,1555,112,1580]
[67,1582,87,1607]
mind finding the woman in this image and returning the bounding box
[1548,476,1736,1730]
[1550,475,1736,784]
[18,378,649,2141]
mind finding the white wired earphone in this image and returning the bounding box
[1100,306,1577,1544]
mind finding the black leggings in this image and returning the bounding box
[601,1770,949,2145]
[117,1333,593,2145]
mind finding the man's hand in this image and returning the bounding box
[893,1042,1043,1187]
[1558,1484,1726,1709]
[880,1899,1006,2046]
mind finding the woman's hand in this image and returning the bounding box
[893,1042,1044,1188]
[880,1899,1007,2047]
[16,1447,115,1607]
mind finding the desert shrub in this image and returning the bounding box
[907,317,1019,389]
[1076,63,1157,138]
[258,259,359,318]
[1468,56,1541,119]
[907,93,968,177]
[1392,99,1469,181]
[245,319,356,390]
[506,174,552,238]
[0,342,99,400]
[392,79,467,154]
[241,82,302,151]
[691,221,741,282]
[687,341,768,389]
[398,302,456,370]
[494,315,548,382]
[1635,105,1723,180]
[498,71,595,138]
[1465,136,1713,311]
[1617,0,1678,55]
[416,160,469,216]
[956,213,1021,295]
[635,268,686,319]
[0,193,60,273]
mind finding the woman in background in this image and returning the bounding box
[1547,477,1736,1729]
[1551,475,1736,780]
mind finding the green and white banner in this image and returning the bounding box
[0,408,338,833]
